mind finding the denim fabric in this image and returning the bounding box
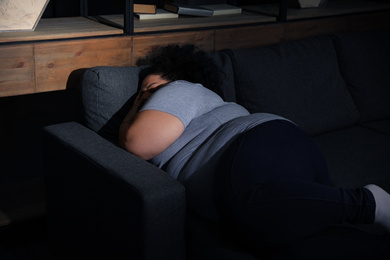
[214,120,376,249]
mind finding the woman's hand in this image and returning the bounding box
[119,88,184,160]
[121,75,168,128]
[132,85,162,112]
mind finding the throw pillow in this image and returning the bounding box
[81,66,142,143]
[230,36,360,136]
[333,30,390,123]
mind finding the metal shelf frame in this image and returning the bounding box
[80,0,133,35]
[79,0,287,36]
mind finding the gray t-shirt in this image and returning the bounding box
[140,80,288,181]
[141,80,290,221]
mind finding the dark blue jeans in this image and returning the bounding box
[214,120,389,257]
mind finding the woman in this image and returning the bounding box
[119,45,390,258]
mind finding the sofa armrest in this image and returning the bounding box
[43,122,186,260]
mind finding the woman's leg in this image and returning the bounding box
[214,120,378,248]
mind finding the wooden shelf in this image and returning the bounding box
[243,0,390,20]
[101,11,276,34]
[1,1,388,43]
[0,17,123,44]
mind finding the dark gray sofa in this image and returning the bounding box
[43,29,390,259]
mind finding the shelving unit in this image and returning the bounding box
[0,0,389,98]
[85,0,390,35]
[101,11,276,34]
[1,0,389,43]
[87,0,286,34]
[0,16,123,44]
[242,0,390,21]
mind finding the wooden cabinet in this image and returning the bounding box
[0,44,35,97]
[0,17,128,97]
[35,37,132,92]
[0,36,132,97]
[215,23,285,50]
[133,30,214,64]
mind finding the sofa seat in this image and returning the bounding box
[312,126,390,190]
[359,119,390,136]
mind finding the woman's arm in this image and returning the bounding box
[119,89,184,160]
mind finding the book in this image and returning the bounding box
[0,0,50,32]
[164,3,213,17]
[199,4,242,16]
[135,9,179,20]
[134,4,157,14]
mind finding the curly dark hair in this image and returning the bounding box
[137,44,222,95]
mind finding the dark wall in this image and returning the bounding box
[42,0,80,17]
[41,0,282,18]
[0,90,82,185]
[42,0,160,17]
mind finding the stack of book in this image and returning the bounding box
[163,3,214,17]
[134,3,242,20]
[199,4,242,16]
[135,8,179,20]
[134,3,157,14]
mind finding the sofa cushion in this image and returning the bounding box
[359,119,390,137]
[332,30,390,123]
[230,36,360,136]
[312,126,390,192]
[209,51,237,102]
[81,66,142,142]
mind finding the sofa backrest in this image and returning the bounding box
[80,52,239,143]
[81,66,142,143]
[332,29,390,123]
[208,51,237,103]
[80,30,389,141]
[226,35,360,136]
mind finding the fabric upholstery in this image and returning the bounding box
[43,122,186,259]
[332,30,390,123]
[359,119,390,136]
[44,30,390,260]
[229,36,360,136]
[209,51,237,102]
[312,126,390,191]
[81,66,142,142]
